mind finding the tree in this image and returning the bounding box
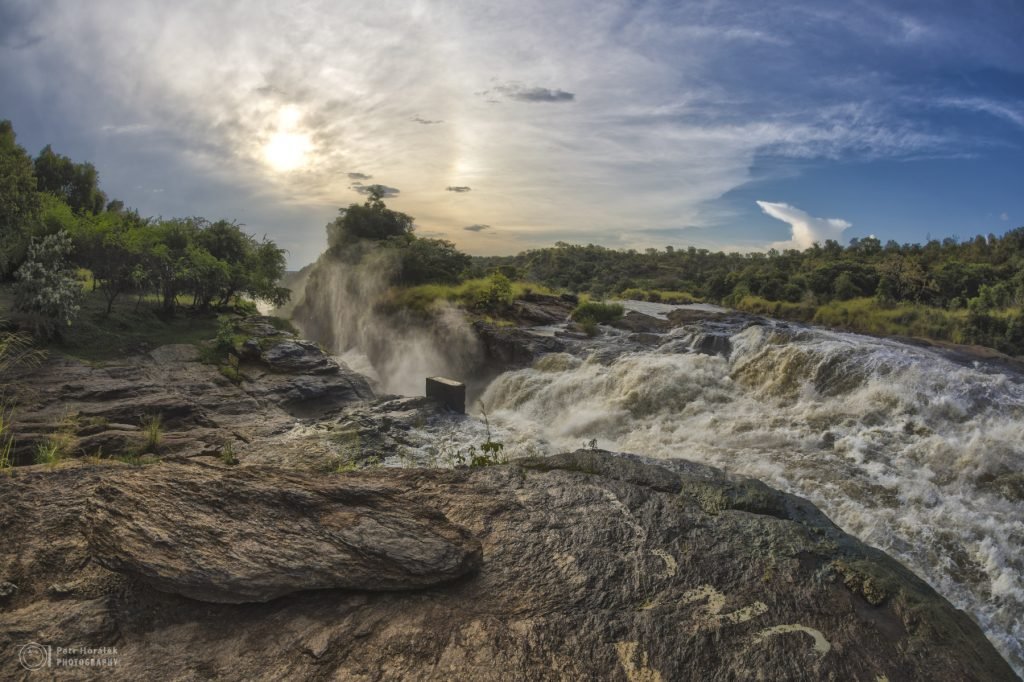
[833,272,860,300]
[394,237,471,286]
[34,145,107,215]
[326,189,414,250]
[0,120,41,279]
[13,230,82,339]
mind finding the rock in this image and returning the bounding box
[85,462,482,603]
[472,320,566,371]
[2,327,374,464]
[0,452,1015,680]
[510,294,573,325]
[0,582,17,600]
[610,310,672,333]
[258,339,341,375]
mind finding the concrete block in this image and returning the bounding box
[426,376,465,414]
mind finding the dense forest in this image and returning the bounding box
[0,120,288,341]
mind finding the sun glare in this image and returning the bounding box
[262,105,312,172]
[263,131,311,172]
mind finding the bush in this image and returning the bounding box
[14,230,83,339]
[571,301,624,325]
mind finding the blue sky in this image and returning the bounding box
[1,0,1023,267]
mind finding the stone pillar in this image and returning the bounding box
[425,377,466,414]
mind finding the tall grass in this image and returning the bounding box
[141,413,162,453]
[0,401,14,474]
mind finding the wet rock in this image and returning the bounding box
[610,310,672,333]
[472,320,566,371]
[86,462,482,603]
[259,339,340,375]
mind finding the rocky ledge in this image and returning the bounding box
[0,450,1016,680]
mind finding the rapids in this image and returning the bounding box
[471,305,1024,674]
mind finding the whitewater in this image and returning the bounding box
[465,304,1024,674]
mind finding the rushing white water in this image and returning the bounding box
[476,315,1024,674]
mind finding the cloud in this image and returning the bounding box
[756,201,851,249]
[347,172,372,181]
[351,183,400,198]
[463,224,491,232]
[412,116,443,125]
[483,82,575,103]
[935,97,1024,129]
[446,186,471,193]
[1001,212,1009,221]
[100,123,153,135]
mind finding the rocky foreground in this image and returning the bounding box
[0,314,1019,680]
[0,449,1016,680]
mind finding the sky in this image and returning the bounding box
[2,0,1023,268]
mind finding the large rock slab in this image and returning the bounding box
[85,462,481,603]
[0,452,1017,680]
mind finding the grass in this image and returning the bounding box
[732,295,1023,353]
[0,401,14,474]
[140,413,162,454]
[383,278,558,315]
[55,287,220,362]
[620,288,702,304]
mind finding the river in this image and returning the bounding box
[467,302,1024,674]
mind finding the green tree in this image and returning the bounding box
[0,120,41,279]
[33,145,107,215]
[13,230,83,339]
[326,190,414,250]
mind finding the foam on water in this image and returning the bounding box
[478,322,1024,673]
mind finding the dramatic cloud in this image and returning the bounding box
[757,201,851,250]
[0,0,1019,265]
[463,224,491,232]
[446,186,471,193]
[483,82,576,103]
[351,183,400,198]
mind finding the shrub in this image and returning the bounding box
[13,230,83,339]
[571,301,624,325]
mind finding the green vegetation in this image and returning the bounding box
[0,119,290,347]
[571,301,625,324]
[0,401,14,474]
[383,275,556,315]
[620,288,701,304]
[140,414,162,454]
[477,233,1024,356]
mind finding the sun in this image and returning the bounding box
[263,131,312,172]
[261,105,312,172]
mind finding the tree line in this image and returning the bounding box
[1,120,288,339]
[476,231,1024,354]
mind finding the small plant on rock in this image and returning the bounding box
[140,413,162,454]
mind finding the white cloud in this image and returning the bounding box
[756,201,851,250]
[2,0,969,262]
[1000,212,1009,221]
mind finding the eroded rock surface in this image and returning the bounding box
[0,451,1016,681]
[3,322,373,464]
[86,462,481,603]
